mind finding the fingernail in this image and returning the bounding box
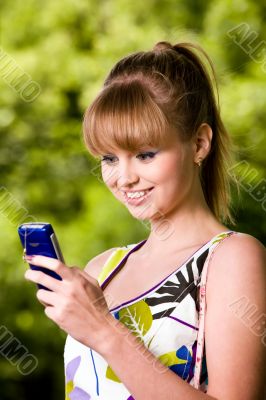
[25,255,34,261]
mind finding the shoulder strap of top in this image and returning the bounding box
[97,245,136,286]
[192,230,239,389]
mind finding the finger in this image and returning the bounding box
[44,306,57,324]
[24,269,62,292]
[24,255,68,279]
[36,288,57,306]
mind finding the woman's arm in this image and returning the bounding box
[96,234,266,400]
[205,233,266,400]
[99,311,217,400]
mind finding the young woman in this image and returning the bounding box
[25,41,266,400]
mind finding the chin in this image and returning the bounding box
[129,204,162,221]
[129,209,152,221]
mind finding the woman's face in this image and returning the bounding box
[100,135,196,222]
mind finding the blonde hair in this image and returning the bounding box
[83,41,239,225]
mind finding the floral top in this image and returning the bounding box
[64,230,237,399]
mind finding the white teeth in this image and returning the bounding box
[126,190,147,199]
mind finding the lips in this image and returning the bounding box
[123,187,154,205]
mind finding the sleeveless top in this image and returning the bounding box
[64,230,238,400]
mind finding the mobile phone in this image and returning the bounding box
[18,222,64,290]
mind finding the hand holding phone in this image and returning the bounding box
[18,222,64,290]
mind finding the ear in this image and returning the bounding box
[193,123,213,163]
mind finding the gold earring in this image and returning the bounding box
[196,158,203,167]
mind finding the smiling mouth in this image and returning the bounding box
[124,187,153,198]
[123,187,154,204]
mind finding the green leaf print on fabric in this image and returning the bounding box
[146,334,156,349]
[118,300,153,340]
[65,380,74,399]
[158,346,192,368]
[105,300,153,383]
[158,345,193,380]
[106,365,121,383]
[158,350,179,366]
[212,232,230,244]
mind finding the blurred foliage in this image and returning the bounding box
[0,0,265,399]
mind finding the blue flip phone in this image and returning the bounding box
[18,222,64,289]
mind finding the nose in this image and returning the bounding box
[117,160,139,189]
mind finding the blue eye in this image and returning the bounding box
[100,155,117,164]
[137,151,158,161]
[100,151,159,164]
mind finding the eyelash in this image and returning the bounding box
[100,151,158,164]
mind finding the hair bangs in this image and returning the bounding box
[83,80,171,157]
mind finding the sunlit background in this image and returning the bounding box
[0,0,265,398]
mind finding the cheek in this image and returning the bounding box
[101,167,122,199]
[152,159,179,184]
[153,157,191,201]
[101,166,117,188]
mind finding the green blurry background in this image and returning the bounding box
[0,0,265,399]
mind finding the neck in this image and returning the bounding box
[144,189,228,255]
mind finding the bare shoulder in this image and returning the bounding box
[219,231,265,255]
[84,247,119,280]
[205,232,266,399]
[207,232,266,302]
